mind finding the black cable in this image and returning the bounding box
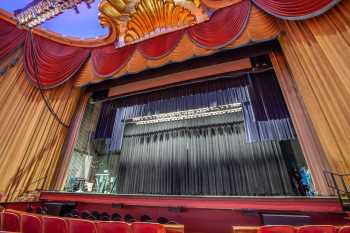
[29,30,69,128]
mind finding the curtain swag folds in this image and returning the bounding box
[24,35,90,89]
[0,20,26,61]
[252,0,341,20]
[0,0,342,88]
[188,0,250,49]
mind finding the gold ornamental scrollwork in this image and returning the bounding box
[98,0,209,47]
[125,0,196,43]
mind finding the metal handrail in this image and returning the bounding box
[324,171,350,210]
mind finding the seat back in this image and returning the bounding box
[339,226,350,233]
[68,219,97,233]
[298,225,337,233]
[42,216,67,233]
[131,222,166,233]
[259,225,296,233]
[96,221,130,233]
[21,213,42,233]
[3,212,20,232]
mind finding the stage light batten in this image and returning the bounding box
[14,0,95,28]
[129,103,243,125]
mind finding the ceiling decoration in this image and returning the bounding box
[0,0,343,88]
[124,0,196,43]
[99,0,209,47]
[14,0,95,28]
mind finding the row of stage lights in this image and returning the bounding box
[130,103,243,125]
[15,0,94,28]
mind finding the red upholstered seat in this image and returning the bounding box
[0,231,21,233]
[21,213,42,233]
[298,226,337,233]
[338,226,350,233]
[259,225,296,233]
[339,226,350,233]
[2,212,20,232]
[68,219,97,233]
[43,216,67,233]
[131,222,166,233]
[96,221,130,233]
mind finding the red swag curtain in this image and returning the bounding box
[187,0,250,49]
[91,44,136,78]
[24,34,90,89]
[252,0,341,19]
[0,20,26,61]
[138,30,184,59]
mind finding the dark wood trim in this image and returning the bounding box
[108,58,252,98]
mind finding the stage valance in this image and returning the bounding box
[252,0,341,20]
[188,0,250,48]
[0,0,343,88]
[0,20,25,61]
[24,35,90,88]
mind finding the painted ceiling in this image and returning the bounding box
[0,1,108,38]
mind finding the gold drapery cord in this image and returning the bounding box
[0,49,82,201]
[279,0,350,175]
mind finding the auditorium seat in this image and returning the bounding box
[298,226,337,233]
[96,221,130,233]
[2,212,20,232]
[68,219,97,233]
[339,226,350,233]
[21,213,42,233]
[131,222,166,233]
[259,225,295,233]
[42,216,67,233]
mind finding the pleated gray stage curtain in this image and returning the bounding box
[117,112,296,196]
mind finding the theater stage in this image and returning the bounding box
[34,192,347,233]
[39,191,342,213]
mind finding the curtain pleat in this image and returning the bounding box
[187,0,251,49]
[0,20,26,61]
[0,50,82,201]
[24,34,90,89]
[118,112,295,195]
[278,0,350,174]
[252,0,340,20]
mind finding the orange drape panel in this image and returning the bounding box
[0,49,82,201]
[279,0,350,174]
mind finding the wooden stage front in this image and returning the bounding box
[35,192,348,233]
[40,191,342,213]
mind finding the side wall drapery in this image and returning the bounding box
[279,0,350,175]
[0,50,82,201]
